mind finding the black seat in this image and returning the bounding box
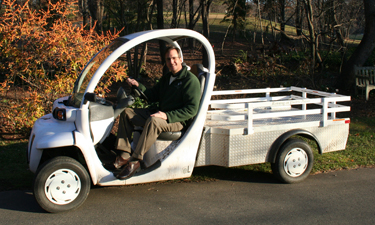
[157,64,207,141]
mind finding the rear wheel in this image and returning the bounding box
[271,138,314,184]
[33,156,91,213]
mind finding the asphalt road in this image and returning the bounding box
[0,168,374,225]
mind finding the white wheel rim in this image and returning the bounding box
[44,169,81,205]
[283,148,308,177]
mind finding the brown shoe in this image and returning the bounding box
[116,160,141,180]
[113,156,130,169]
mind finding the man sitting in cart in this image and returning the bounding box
[113,46,201,180]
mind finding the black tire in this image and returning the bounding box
[271,138,314,184]
[33,156,91,213]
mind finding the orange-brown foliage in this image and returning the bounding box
[0,0,124,135]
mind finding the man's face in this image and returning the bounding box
[165,49,183,75]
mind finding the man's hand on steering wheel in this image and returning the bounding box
[126,77,149,102]
[126,78,139,87]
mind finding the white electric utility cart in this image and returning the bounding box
[27,29,351,213]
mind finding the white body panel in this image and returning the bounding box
[28,113,76,173]
[90,118,114,145]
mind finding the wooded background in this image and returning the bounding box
[0,0,373,135]
[73,0,370,88]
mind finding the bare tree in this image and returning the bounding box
[171,0,179,28]
[184,0,201,49]
[201,0,213,67]
[78,0,90,30]
[303,0,318,74]
[257,0,265,53]
[188,0,201,30]
[295,0,303,36]
[279,0,286,35]
[221,0,248,53]
[157,0,168,75]
[201,0,213,38]
[88,0,105,33]
[104,0,155,78]
[222,0,247,41]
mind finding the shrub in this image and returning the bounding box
[0,0,124,135]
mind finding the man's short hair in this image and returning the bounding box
[165,46,182,58]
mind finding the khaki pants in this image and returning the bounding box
[116,108,183,160]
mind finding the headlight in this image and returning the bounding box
[53,107,66,121]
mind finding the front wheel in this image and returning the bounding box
[33,156,91,213]
[271,138,314,184]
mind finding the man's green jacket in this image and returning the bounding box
[138,66,201,125]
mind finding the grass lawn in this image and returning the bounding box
[0,140,34,191]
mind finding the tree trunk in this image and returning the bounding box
[156,0,168,75]
[88,0,105,33]
[257,0,264,53]
[221,0,238,54]
[303,0,319,75]
[201,0,212,38]
[341,0,375,90]
[133,1,152,79]
[187,0,201,48]
[201,0,212,68]
[232,6,237,42]
[79,0,90,30]
[295,0,303,36]
[147,0,156,30]
[279,0,286,40]
[171,0,179,28]
[188,0,194,30]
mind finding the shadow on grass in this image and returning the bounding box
[0,140,34,192]
[0,140,45,213]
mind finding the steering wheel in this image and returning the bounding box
[132,85,149,102]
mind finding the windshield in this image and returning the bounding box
[69,39,127,107]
